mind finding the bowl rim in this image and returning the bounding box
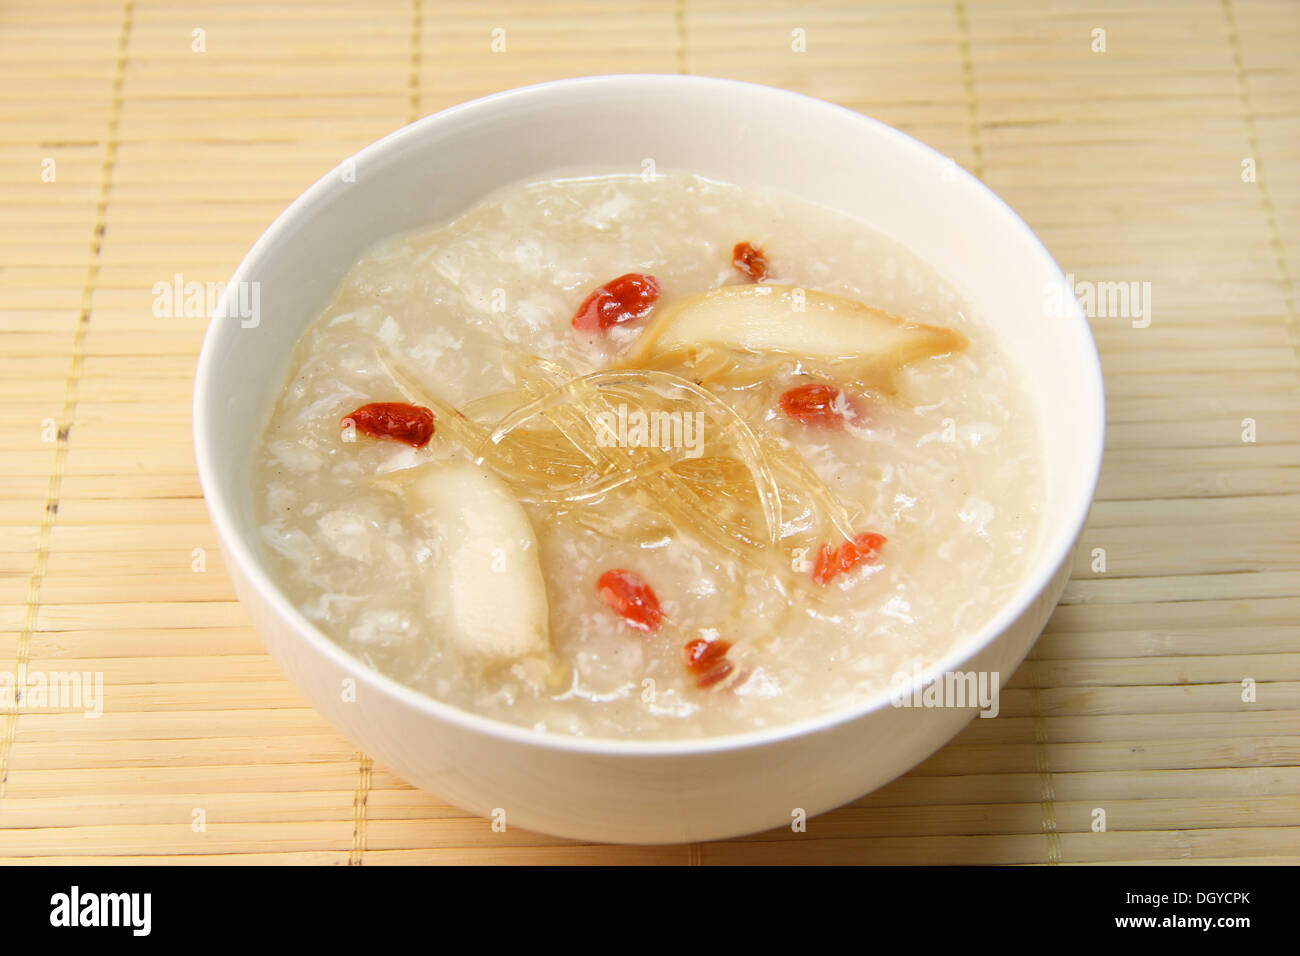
[194,73,1105,757]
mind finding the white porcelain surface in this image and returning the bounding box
[193,75,1104,844]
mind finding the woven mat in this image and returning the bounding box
[2,0,1297,864]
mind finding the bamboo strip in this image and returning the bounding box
[2,761,363,798]
[915,737,1300,776]
[1087,494,1300,526]
[0,851,354,865]
[1062,570,1300,604]
[699,828,1300,865]
[2,627,261,658]
[856,767,1300,807]
[708,797,1300,841]
[1036,626,1300,659]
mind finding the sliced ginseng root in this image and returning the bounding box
[813,531,887,585]
[342,402,436,447]
[405,461,551,661]
[624,284,967,392]
[571,273,661,332]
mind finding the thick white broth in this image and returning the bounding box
[253,171,1042,739]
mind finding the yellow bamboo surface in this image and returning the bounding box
[1,0,1298,865]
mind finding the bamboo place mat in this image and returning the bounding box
[0,0,1297,866]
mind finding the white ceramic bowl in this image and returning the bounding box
[194,75,1103,844]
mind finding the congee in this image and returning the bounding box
[253,171,1042,739]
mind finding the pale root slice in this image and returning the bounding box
[624,284,968,392]
[407,461,551,662]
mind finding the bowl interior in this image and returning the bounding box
[196,74,1103,747]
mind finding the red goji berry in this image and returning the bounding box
[571,273,661,332]
[343,402,435,448]
[684,637,734,688]
[732,241,768,281]
[812,532,887,585]
[597,569,663,632]
[695,659,734,688]
[779,382,864,430]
